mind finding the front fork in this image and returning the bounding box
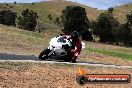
[47,46,55,57]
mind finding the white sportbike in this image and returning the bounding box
[39,36,85,62]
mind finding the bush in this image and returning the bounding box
[48,14,52,20]
[0,10,16,26]
[54,17,61,26]
[18,8,38,31]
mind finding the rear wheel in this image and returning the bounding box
[39,48,51,60]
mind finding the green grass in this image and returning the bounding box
[85,48,132,60]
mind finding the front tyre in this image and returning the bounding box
[39,48,51,60]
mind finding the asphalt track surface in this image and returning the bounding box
[0,53,132,69]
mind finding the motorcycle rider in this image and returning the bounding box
[63,31,82,63]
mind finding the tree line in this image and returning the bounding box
[0,8,38,31]
[0,5,131,46]
[0,8,61,32]
[60,6,132,46]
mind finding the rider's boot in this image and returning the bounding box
[71,57,77,63]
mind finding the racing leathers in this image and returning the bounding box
[63,35,82,61]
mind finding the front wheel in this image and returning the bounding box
[39,48,51,60]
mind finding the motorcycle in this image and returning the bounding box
[39,35,85,62]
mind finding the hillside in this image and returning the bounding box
[0,1,101,24]
[0,1,132,25]
[113,3,132,23]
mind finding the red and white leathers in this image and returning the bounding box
[63,35,82,61]
[72,38,81,60]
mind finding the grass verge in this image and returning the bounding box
[85,48,132,60]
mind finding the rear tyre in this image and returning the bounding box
[39,48,51,60]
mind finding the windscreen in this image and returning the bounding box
[57,37,66,43]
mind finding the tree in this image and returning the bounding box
[125,11,132,46]
[81,29,93,41]
[18,8,38,31]
[96,11,118,42]
[89,21,98,35]
[32,2,35,5]
[116,24,132,46]
[5,3,9,6]
[61,5,89,34]
[14,1,17,4]
[0,10,16,26]
[126,11,132,25]
[108,7,114,13]
[126,11,132,34]
[114,11,132,46]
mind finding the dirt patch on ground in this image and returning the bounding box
[0,62,132,88]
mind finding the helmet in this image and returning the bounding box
[71,31,79,39]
